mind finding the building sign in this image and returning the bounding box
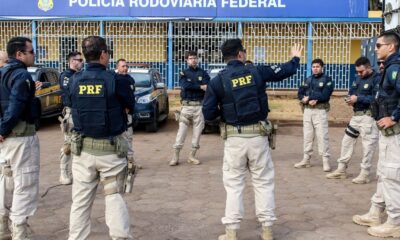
[0,0,368,18]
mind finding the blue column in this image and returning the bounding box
[168,21,173,89]
[31,21,37,64]
[100,20,104,37]
[306,22,313,77]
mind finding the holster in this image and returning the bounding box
[70,132,83,156]
[260,120,278,150]
[299,101,305,113]
[124,157,138,193]
[115,135,128,158]
[371,100,379,120]
[219,122,227,140]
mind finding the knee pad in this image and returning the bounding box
[101,168,126,196]
[345,124,360,138]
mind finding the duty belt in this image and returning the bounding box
[354,110,372,116]
[8,122,36,137]
[82,137,116,154]
[380,122,400,137]
[226,123,262,136]
[304,102,330,110]
[181,100,202,106]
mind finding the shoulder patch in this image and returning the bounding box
[180,71,185,76]
[392,71,398,80]
[363,83,369,89]
[327,81,332,86]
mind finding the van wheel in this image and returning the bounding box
[145,108,159,132]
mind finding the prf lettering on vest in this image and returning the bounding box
[79,85,103,94]
[231,75,253,88]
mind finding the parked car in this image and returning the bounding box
[28,66,63,128]
[128,66,169,132]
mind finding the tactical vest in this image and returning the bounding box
[0,62,40,123]
[219,65,268,125]
[181,68,206,101]
[352,72,377,112]
[70,70,127,138]
[373,60,400,120]
[304,74,330,103]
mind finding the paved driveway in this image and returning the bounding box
[30,120,381,240]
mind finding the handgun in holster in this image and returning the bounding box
[124,157,139,193]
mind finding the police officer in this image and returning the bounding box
[0,51,8,68]
[353,32,400,238]
[0,37,41,239]
[58,51,84,185]
[115,58,140,168]
[326,57,379,184]
[295,58,334,172]
[169,51,210,166]
[68,36,135,240]
[203,38,302,240]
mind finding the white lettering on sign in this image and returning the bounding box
[70,0,125,7]
[130,0,216,7]
[221,0,285,8]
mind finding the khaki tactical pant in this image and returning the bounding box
[375,133,400,225]
[302,108,330,162]
[173,105,205,149]
[60,107,74,172]
[337,115,378,170]
[122,114,134,159]
[68,152,132,240]
[221,136,276,229]
[0,135,40,225]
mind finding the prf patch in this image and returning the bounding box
[78,83,104,97]
[63,76,70,87]
[319,82,324,87]
[231,74,254,89]
[198,76,203,81]
[364,83,369,89]
[392,71,398,80]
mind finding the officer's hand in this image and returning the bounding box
[302,96,309,103]
[309,100,318,106]
[349,95,358,104]
[35,81,43,90]
[200,85,207,91]
[377,117,396,129]
[0,135,5,143]
[291,43,303,58]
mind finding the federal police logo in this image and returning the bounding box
[364,83,369,89]
[392,71,398,80]
[38,0,54,12]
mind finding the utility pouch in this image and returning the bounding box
[371,100,379,120]
[0,162,12,177]
[70,132,83,156]
[115,135,128,158]
[219,122,227,140]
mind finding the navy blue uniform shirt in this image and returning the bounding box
[349,71,380,112]
[0,59,36,136]
[59,68,76,107]
[203,57,300,124]
[180,66,210,101]
[298,73,334,103]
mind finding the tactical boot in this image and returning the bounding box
[0,215,11,240]
[367,221,400,238]
[322,159,331,172]
[59,163,72,185]
[294,159,311,169]
[218,228,237,240]
[187,149,201,165]
[326,163,347,179]
[353,205,385,227]
[352,169,370,184]
[261,226,273,240]
[11,223,32,240]
[169,149,180,166]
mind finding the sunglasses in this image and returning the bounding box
[73,58,83,62]
[22,50,35,55]
[377,61,384,65]
[375,43,390,49]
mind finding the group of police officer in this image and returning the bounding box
[0,31,400,240]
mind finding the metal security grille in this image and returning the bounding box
[173,22,238,87]
[312,22,381,89]
[35,21,100,71]
[0,20,381,89]
[243,22,308,89]
[0,21,32,50]
[105,21,168,78]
